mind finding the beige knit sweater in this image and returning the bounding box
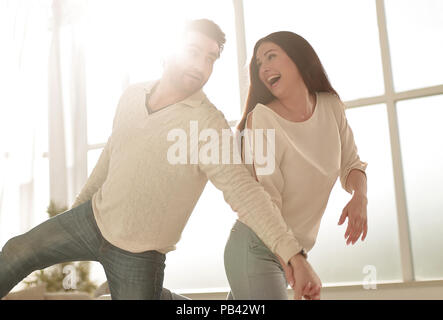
[71,81,303,264]
[243,92,368,253]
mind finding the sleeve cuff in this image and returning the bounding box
[342,162,368,194]
[274,237,305,265]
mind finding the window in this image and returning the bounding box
[310,105,403,284]
[385,0,443,91]
[243,0,384,101]
[396,95,443,280]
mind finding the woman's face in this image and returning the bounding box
[256,41,304,99]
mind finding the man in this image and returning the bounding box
[0,19,320,300]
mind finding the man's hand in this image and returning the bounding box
[338,192,368,245]
[280,253,322,300]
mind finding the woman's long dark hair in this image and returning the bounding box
[237,31,339,132]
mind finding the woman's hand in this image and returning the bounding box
[289,254,322,300]
[338,192,368,245]
[278,253,322,300]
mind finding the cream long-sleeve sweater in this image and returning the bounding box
[243,92,368,253]
[71,81,303,264]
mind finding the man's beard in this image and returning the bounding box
[170,68,206,95]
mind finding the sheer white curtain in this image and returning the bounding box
[0,0,87,247]
[0,0,51,246]
[48,0,88,210]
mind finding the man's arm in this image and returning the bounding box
[198,109,302,264]
[71,85,131,209]
[70,140,111,209]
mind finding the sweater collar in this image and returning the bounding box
[143,80,207,109]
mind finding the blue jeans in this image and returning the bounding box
[0,200,167,299]
[224,220,289,300]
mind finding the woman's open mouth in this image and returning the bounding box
[267,75,281,88]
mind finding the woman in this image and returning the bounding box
[224,31,368,300]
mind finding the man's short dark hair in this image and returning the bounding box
[184,19,226,54]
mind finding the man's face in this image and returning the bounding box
[166,31,220,94]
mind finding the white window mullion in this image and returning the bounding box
[376,0,414,282]
[48,3,68,210]
[87,143,106,151]
[344,95,387,109]
[394,84,443,102]
[71,24,88,206]
[344,84,443,110]
[232,0,248,115]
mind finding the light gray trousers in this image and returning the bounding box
[224,220,289,300]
